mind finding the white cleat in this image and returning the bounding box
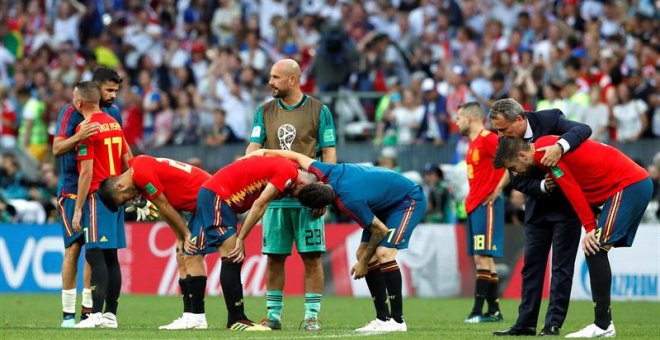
[565,323,615,338]
[74,313,105,328]
[387,319,407,332]
[101,312,118,328]
[159,315,208,330]
[355,318,391,332]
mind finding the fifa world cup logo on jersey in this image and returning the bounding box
[277,124,296,150]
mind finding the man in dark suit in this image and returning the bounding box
[488,98,592,336]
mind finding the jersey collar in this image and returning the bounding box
[277,95,308,111]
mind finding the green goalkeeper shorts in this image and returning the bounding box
[262,207,326,254]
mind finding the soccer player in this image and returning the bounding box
[186,155,304,331]
[238,149,427,333]
[246,58,336,330]
[456,102,506,323]
[489,98,591,336]
[53,67,124,327]
[97,155,209,329]
[494,136,652,338]
[69,81,130,328]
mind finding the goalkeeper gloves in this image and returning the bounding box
[126,200,160,221]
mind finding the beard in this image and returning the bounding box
[272,87,288,98]
[100,98,113,108]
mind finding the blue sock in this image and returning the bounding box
[266,290,283,322]
[304,293,322,320]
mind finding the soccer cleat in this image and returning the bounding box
[159,316,208,330]
[228,319,271,331]
[300,317,322,331]
[80,307,93,321]
[101,312,118,328]
[61,316,76,328]
[565,323,615,338]
[387,319,407,332]
[355,318,391,332]
[259,318,282,330]
[482,311,504,323]
[464,313,483,324]
[74,312,105,328]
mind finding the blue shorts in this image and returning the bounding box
[466,195,504,258]
[82,192,126,249]
[361,187,427,250]
[57,194,84,248]
[596,178,653,248]
[188,188,235,255]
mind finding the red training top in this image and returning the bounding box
[534,136,649,231]
[203,156,299,213]
[129,155,211,212]
[76,113,128,192]
[465,129,505,213]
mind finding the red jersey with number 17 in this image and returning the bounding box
[76,112,128,192]
[533,135,649,232]
[203,156,299,214]
[465,130,505,213]
[129,155,211,212]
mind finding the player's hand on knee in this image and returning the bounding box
[582,230,600,255]
[227,238,245,263]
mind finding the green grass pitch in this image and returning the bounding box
[1,295,659,339]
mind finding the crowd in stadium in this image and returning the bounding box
[0,0,658,224]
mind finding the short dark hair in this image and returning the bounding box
[457,101,482,117]
[297,183,334,209]
[75,81,101,103]
[494,138,530,169]
[97,177,120,212]
[92,67,122,85]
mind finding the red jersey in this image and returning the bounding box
[203,156,299,214]
[76,112,128,192]
[129,155,211,212]
[534,136,649,232]
[465,130,505,213]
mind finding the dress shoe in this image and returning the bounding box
[493,325,537,336]
[539,325,560,336]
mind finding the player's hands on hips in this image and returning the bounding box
[537,144,563,167]
[482,188,501,206]
[76,120,100,140]
[227,238,245,263]
[543,174,557,192]
[72,209,82,232]
[311,207,326,219]
[135,200,159,221]
[351,261,369,280]
[582,229,600,255]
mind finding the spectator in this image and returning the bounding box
[52,0,86,48]
[145,92,174,148]
[388,89,424,146]
[422,162,452,223]
[612,83,648,143]
[578,86,610,143]
[211,0,241,47]
[203,108,239,146]
[418,78,448,145]
[16,87,48,162]
[0,153,29,200]
[171,90,200,146]
[0,84,17,148]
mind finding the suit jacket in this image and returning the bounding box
[510,109,592,225]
